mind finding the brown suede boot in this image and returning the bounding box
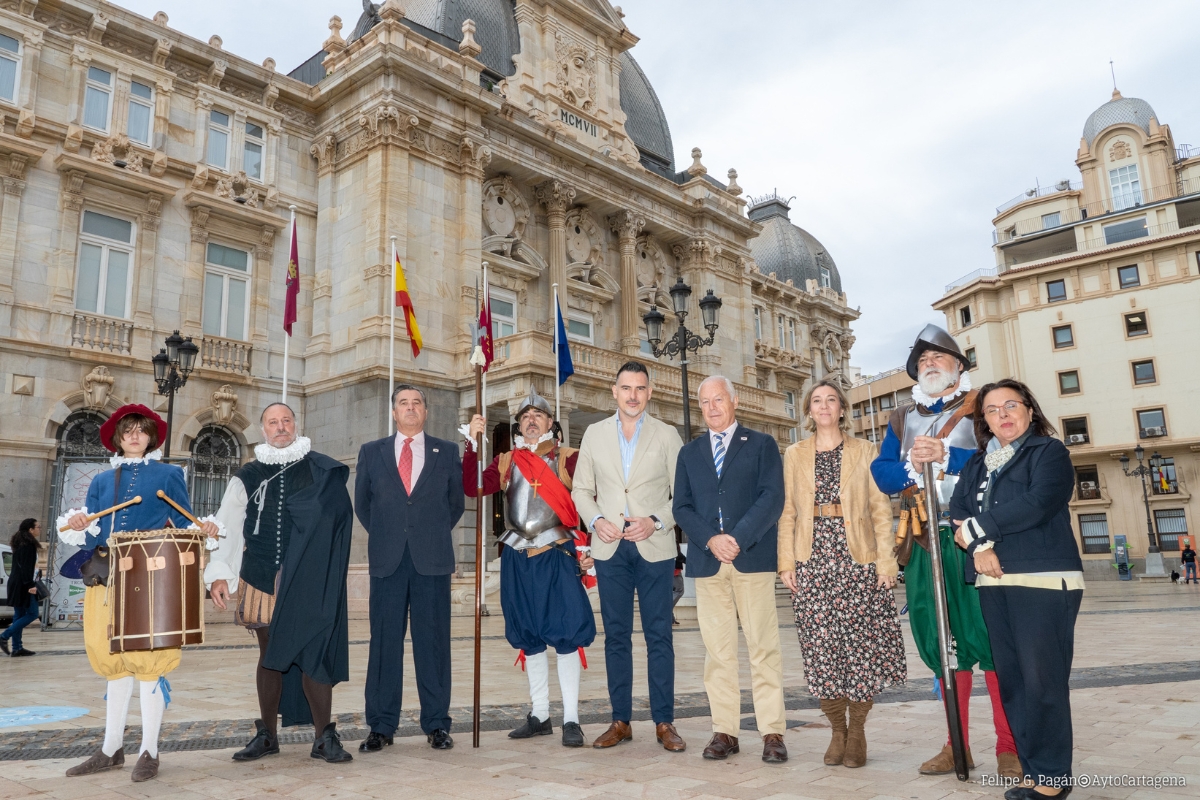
[843,700,873,768]
[819,698,848,766]
[919,744,976,775]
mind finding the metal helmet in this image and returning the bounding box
[514,384,554,422]
[905,323,969,380]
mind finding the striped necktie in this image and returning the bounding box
[713,431,726,478]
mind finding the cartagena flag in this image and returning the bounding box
[283,216,299,336]
[394,253,423,358]
[477,283,494,372]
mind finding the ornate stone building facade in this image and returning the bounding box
[935,89,1200,578]
[0,0,856,574]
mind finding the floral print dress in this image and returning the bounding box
[793,443,907,701]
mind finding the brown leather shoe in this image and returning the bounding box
[702,733,739,760]
[761,733,788,763]
[996,750,1023,779]
[66,747,125,776]
[130,751,159,782]
[592,721,632,749]
[918,744,975,775]
[656,722,686,752]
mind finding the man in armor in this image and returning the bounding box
[464,386,596,748]
[205,402,355,764]
[870,325,1020,779]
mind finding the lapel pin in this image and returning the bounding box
[740,436,748,441]
[432,448,440,453]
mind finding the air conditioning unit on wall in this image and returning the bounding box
[1140,426,1167,438]
[1066,434,1088,445]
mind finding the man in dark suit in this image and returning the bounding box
[354,384,465,752]
[673,375,787,764]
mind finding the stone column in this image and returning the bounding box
[609,210,645,355]
[183,207,210,329]
[153,78,173,152]
[534,180,576,311]
[0,156,28,301]
[52,170,86,308]
[131,193,163,328]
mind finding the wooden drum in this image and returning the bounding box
[108,529,206,653]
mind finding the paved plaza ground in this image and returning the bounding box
[2,581,1198,799]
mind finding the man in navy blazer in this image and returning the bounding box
[673,375,787,764]
[354,384,465,752]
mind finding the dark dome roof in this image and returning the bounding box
[619,53,675,178]
[747,196,841,293]
[403,0,519,76]
[1082,90,1157,145]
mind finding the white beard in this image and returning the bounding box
[911,369,972,408]
[918,367,959,397]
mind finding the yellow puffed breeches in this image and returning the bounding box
[83,585,180,681]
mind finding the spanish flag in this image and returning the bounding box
[395,253,423,358]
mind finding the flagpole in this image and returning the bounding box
[552,282,561,421]
[480,262,490,618]
[283,205,297,404]
[389,235,397,434]
[472,359,484,748]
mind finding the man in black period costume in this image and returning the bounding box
[205,402,355,763]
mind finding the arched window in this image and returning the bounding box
[191,425,241,517]
[56,410,110,459]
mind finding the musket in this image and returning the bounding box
[922,459,970,781]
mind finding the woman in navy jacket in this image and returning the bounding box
[950,379,1082,800]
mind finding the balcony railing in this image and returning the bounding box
[200,335,252,374]
[994,176,1200,244]
[995,180,1082,215]
[1177,143,1200,162]
[71,312,133,355]
[945,267,999,293]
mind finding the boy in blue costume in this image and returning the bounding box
[58,404,220,782]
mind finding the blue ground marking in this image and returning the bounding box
[0,707,90,728]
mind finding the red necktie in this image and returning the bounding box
[399,437,414,494]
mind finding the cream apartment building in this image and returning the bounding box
[849,367,915,446]
[935,89,1200,579]
[0,0,858,596]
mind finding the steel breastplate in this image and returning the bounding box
[502,453,571,548]
[900,398,978,504]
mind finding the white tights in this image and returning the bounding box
[100,677,166,758]
[524,649,583,724]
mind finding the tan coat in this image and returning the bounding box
[571,413,684,563]
[777,435,898,577]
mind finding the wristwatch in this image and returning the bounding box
[649,514,664,531]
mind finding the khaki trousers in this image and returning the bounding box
[695,563,786,736]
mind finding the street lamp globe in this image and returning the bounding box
[178,337,200,377]
[1134,444,1145,463]
[669,277,691,318]
[152,348,170,383]
[165,330,184,364]
[698,289,722,333]
[642,306,665,347]
[1150,451,1163,470]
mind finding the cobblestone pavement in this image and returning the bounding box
[2,582,1198,798]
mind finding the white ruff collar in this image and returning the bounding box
[255,436,312,465]
[110,449,163,468]
[514,431,555,451]
[911,370,972,408]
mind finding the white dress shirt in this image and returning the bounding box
[394,430,426,490]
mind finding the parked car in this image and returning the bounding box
[1,543,13,624]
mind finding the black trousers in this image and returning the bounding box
[978,582,1082,784]
[364,547,452,736]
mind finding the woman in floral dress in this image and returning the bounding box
[778,379,906,768]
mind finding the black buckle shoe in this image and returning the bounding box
[312,722,353,763]
[427,729,454,750]
[12,648,35,656]
[358,731,393,752]
[232,720,279,762]
[508,713,553,739]
[561,722,586,748]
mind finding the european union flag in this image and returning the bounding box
[553,294,574,385]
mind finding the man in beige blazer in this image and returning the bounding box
[572,361,685,752]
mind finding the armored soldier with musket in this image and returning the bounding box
[464,386,596,748]
[870,325,1021,779]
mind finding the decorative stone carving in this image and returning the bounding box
[191,163,209,189]
[687,147,707,177]
[823,332,843,371]
[12,375,34,395]
[726,168,742,196]
[460,138,492,172]
[555,34,596,111]
[82,365,115,411]
[16,108,34,138]
[207,59,226,87]
[534,179,576,214]
[87,11,108,44]
[208,35,223,49]
[459,19,482,59]
[210,384,239,425]
[214,170,258,206]
[90,134,143,172]
[153,11,169,26]
[310,135,335,168]
[636,234,670,293]
[1109,140,1132,161]
[64,124,83,153]
[565,206,605,266]
[153,38,171,66]
[482,175,530,240]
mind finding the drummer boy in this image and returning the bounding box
[57,404,221,782]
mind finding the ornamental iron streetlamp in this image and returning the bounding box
[152,330,199,458]
[642,278,721,440]
[1120,446,1165,575]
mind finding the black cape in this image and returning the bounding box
[259,451,353,726]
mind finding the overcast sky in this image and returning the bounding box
[120,1,1200,373]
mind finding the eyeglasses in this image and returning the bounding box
[982,401,1026,417]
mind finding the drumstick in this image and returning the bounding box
[58,496,142,532]
[156,490,203,528]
